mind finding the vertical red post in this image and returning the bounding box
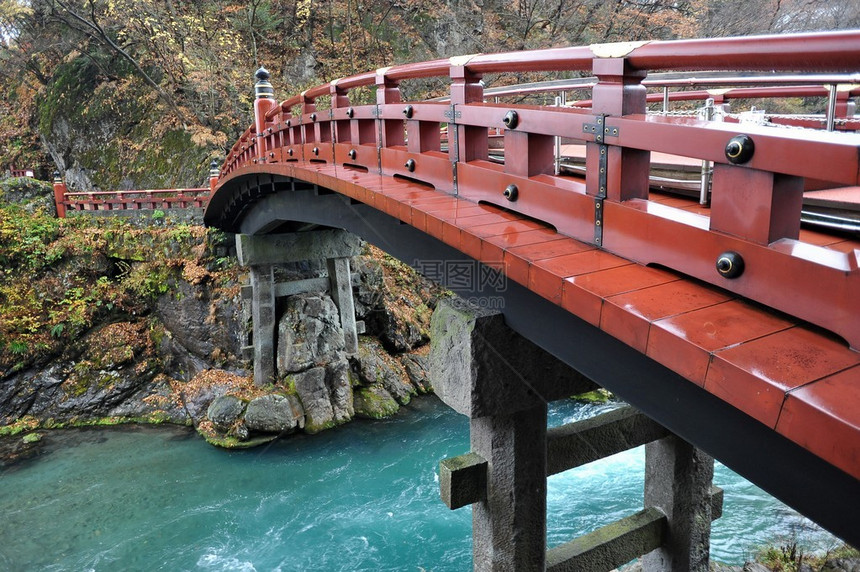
[709,164,803,244]
[52,171,67,218]
[376,69,405,148]
[587,57,649,202]
[449,63,487,163]
[300,91,318,156]
[331,81,352,145]
[254,67,277,163]
[208,160,220,193]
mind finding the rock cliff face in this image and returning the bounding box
[0,190,440,448]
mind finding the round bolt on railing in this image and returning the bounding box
[348,149,357,160]
[313,147,320,156]
[286,120,291,127]
[504,184,519,201]
[288,148,294,156]
[405,159,416,172]
[725,135,755,164]
[403,105,414,119]
[503,110,519,129]
[310,113,317,122]
[716,251,745,278]
[346,107,354,118]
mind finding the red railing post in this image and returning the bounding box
[254,67,277,164]
[209,160,220,193]
[588,56,649,203]
[449,60,488,166]
[376,69,405,149]
[331,81,352,146]
[52,171,67,218]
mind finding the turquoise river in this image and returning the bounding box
[0,397,841,571]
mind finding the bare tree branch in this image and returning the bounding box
[52,0,187,128]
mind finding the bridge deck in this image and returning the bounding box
[215,159,860,484]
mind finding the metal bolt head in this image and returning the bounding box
[348,149,357,160]
[503,184,518,201]
[288,148,294,156]
[346,107,354,118]
[286,120,291,127]
[716,251,745,278]
[403,105,414,119]
[405,158,416,172]
[313,147,319,155]
[725,134,755,164]
[310,113,317,122]
[503,110,519,129]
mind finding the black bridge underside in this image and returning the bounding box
[206,173,859,546]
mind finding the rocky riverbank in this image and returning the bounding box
[0,175,441,449]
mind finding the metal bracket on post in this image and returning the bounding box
[583,115,611,247]
[374,104,383,174]
[448,105,461,195]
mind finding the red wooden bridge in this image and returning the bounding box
[203,31,860,558]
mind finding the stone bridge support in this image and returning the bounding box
[237,230,362,386]
[431,298,720,572]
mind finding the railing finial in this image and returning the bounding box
[255,67,274,100]
[209,160,221,193]
[253,67,277,163]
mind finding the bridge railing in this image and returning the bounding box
[62,188,210,211]
[51,163,220,218]
[216,30,860,348]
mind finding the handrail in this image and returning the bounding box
[53,183,211,216]
[63,188,209,197]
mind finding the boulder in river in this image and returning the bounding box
[207,395,246,432]
[244,394,304,434]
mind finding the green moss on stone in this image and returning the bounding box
[354,385,399,420]
[571,389,614,404]
[0,416,40,436]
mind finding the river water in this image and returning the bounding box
[0,397,839,571]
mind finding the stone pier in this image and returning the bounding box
[237,229,362,386]
[431,297,720,572]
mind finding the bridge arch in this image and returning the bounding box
[205,30,860,550]
[206,166,858,546]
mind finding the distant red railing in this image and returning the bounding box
[62,188,210,212]
[7,167,34,178]
[52,164,219,218]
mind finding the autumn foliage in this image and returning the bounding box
[0,0,858,185]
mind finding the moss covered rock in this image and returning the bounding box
[354,385,399,419]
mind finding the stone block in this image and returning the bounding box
[236,230,361,266]
[430,297,596,418]
[439,452,487,510]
